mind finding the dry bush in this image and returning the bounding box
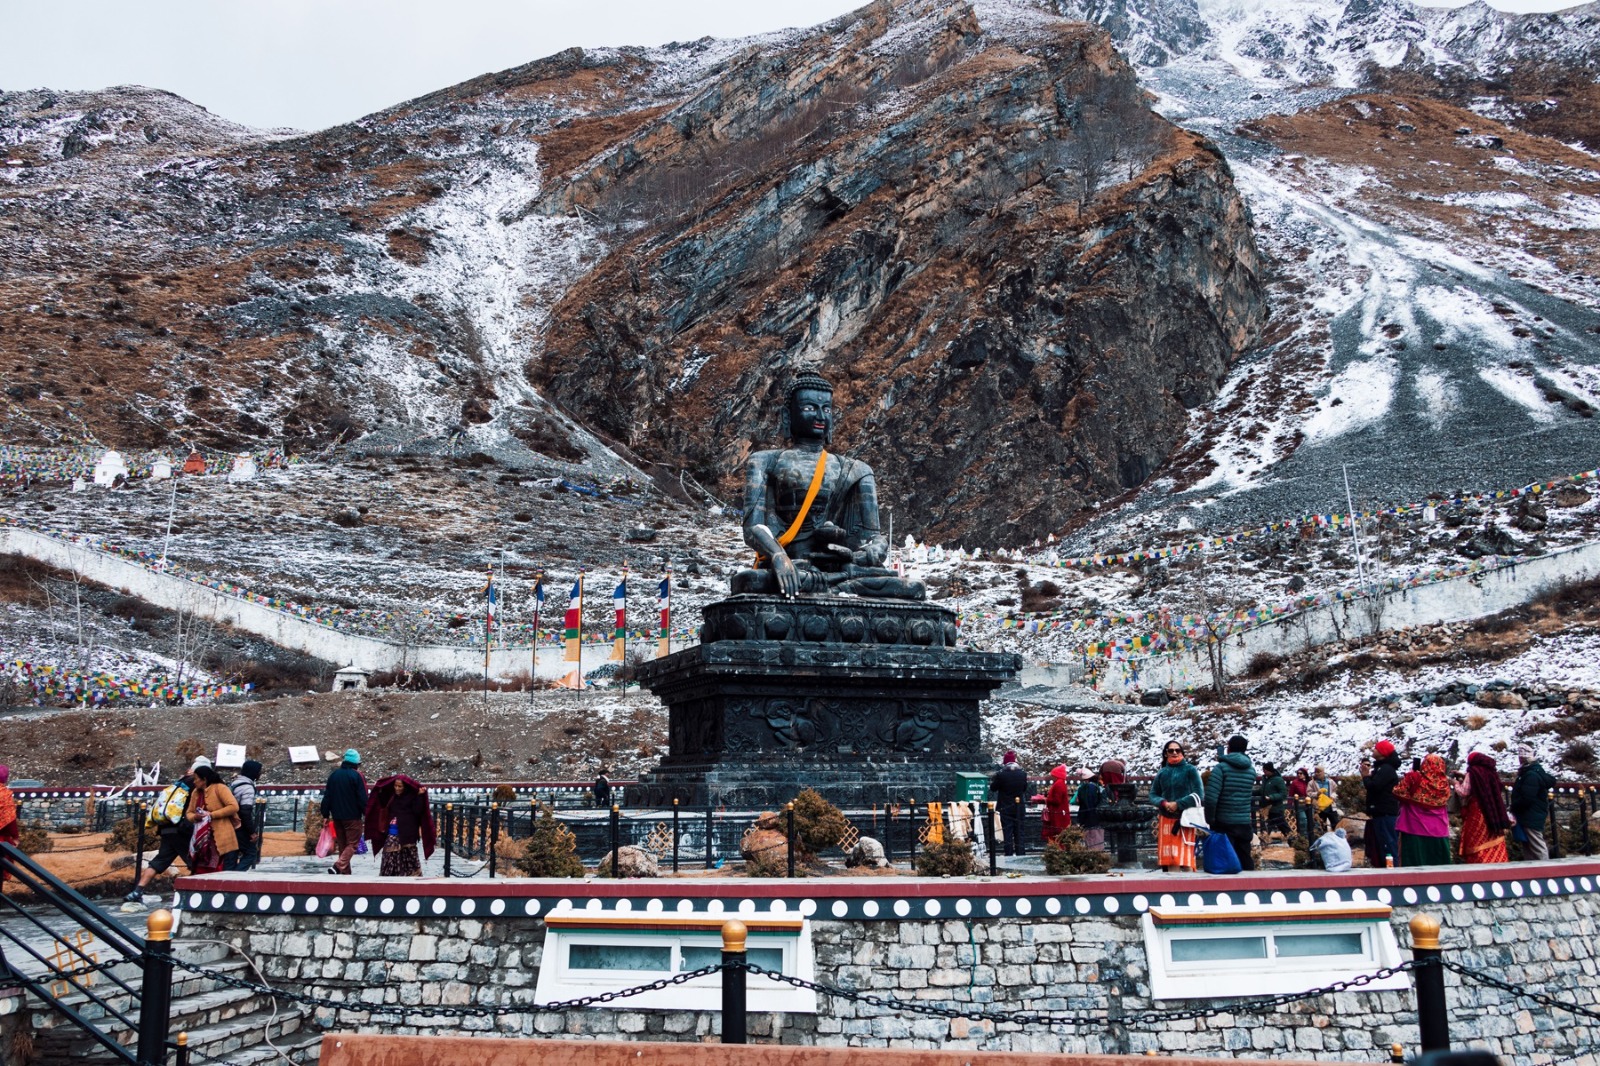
[492,784,516,804]
[174,738,206,764]
[303,806,325,855]
[104,817,143,853]
[511,804,585,878]
[1561,740,1597,776]
[1336,775,1365,812]
[1464,713,1489,731]
[18,826,53,855]
[789,788,851,857]
[915,840,978,877]
[1042,827,1112,875]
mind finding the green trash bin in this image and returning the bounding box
[954,771,988,804]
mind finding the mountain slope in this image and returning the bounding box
[1,0,1266,543]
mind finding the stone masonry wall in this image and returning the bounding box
[177,895,1598,1062]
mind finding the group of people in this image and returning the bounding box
[993,735,1562,874]
[1362,741,1558,868]
[126,756,265,899]
[318,749,437,878]
[117,748,438,898]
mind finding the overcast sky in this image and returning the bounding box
[1,0,1584,132]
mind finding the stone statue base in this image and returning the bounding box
[629,595,1020,808]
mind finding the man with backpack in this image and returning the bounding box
[230,760,264,871]
[125,757,207,902]
[321,749,368,875]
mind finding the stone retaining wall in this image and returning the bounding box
[174,863,1600,1062]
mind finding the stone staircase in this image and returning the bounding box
[26,943,322,1065]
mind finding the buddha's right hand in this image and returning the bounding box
[773,553,800,598]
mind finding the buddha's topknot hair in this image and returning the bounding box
[786,370,833,405]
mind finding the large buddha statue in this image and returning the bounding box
[730,372,925,601]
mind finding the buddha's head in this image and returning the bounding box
[783,371,833,446]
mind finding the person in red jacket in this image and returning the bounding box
[1042,764,1073,844]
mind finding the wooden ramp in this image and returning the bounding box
[317,1036,1321,1066]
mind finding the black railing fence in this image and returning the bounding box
[150,913,1594,1060]
[0,841,185,1065]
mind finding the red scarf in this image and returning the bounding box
[1393,753,1451,808]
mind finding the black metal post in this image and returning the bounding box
[986,802,998,877]
[705,804,714,870]
[175,1033,189,1066]
[908,798,918,869]
[1014,796,1025,857]
[883,805,894,866]
[1583,788,1593,856]
[133,802,147,893]
[488,803,500,878]
[443,803,453,877]
[672,799,680,874]
[1410,914,1450,1053]
[1389,1042,1404,1064]
[786,802,796,879]
[720,920,747,1044]
[610,805,621,877]
[1548,790,1562,859]
[136,910,175,1066]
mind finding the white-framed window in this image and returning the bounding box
[534,909,817,1014]
[1142,901,1408,1000]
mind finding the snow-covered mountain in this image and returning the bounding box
[1057,0,1600,87]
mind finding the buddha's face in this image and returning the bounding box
[790,387,833,443]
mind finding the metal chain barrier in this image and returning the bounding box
[169,956,726,1019]
[737,959,1426,1028]
[1440,960,1600,1022]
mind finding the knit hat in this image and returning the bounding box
[1074,767,1093,781]
[1227,735,1248,754]
[1374,739,1396,758]
[241,759,264,779]
[343,749,362,765]
[1517,745,1535,761]
[1002,751,1017,765]
[1050,764,1068,781]
[189,756,212,772]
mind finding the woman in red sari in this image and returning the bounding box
[1455,752,1511,865]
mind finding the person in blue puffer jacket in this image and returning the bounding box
[1204,735,1258,872]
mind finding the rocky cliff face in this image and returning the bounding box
[533,1,1264,542]
[0,0,1265,543]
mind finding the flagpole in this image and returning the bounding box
[531,568,544,684]
[483,564,493,708]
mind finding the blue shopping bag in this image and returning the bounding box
[1200,831,1242,875]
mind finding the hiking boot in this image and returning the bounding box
[123,890,143,903]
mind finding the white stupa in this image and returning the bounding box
[228,453,258,483]
[150,456,174,480]
[92,450,129,487]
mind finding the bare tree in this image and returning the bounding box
[169,589,221,691]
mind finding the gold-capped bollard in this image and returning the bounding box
[721,920,748,1044]
[146,908,174,941]
[1409,914,1448,1052]
[137,909,177,1062]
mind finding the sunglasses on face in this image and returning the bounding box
[1164,748,1183,755]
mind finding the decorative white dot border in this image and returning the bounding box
[177,872,1599,918]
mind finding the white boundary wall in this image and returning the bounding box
[1089,540,1600,694]
[0,526,637,679]
[7,525,1598,692]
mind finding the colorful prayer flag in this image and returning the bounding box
[563,571,583,662]
[610,568,628,662]
[657,567,671,658]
